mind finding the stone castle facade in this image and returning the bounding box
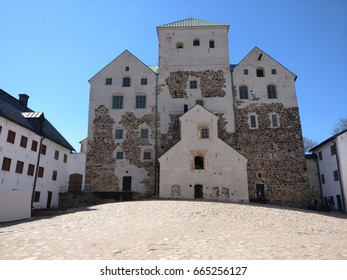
[86,18,316,207]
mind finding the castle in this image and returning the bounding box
[86,18,316,207]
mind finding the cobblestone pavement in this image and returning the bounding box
[0,200,346,260]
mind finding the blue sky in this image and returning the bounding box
[1,0,346,151]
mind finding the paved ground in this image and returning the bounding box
[0,200,346,260]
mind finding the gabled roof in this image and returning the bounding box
[179,104,218,122]
[310,129,347,152]
[0,89,75,151]
[89,50,157,82]
[233,47,297,81]
[157,18,229,30]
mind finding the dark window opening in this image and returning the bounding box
[256,68,264,77]
[193,39,200,46]
[7,130,16,144]
[194,156,204,170]
[105,78,112,85]
[209,40,215,48]
[267,85,277,99]
[176,42,183,49]
[194,185,203,199]
[122,77,131,87]
[239,86,248,99]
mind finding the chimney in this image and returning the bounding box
[19,94,29,107]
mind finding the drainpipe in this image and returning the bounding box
[154,72,159,195]
[230,67,239,150]
[333,140,346,212]
[312,152,324,206]
[31,136,45,213]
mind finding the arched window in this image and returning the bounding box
[209,40,215,48]
[193,39,200,46]
[239,86,249,99]
[125,66,129,71]
[256,67,264,77]
[194,156,204,170]
[122,77,131,87]
[267,85,277,99]
[176,42,183,49]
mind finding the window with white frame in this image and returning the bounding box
[270,113,279,128]
[140,129,149,139]
[143,150,151,160]
[115,129,123,139]
[116,151,123,159]
[136,95,146,108]
[249,114,258,129]
[200,127,209,139]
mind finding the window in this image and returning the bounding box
[330,144,336,155]
[321,174,325,184]
[333,170,339,181]
[196,100,204,106]
[41,144,47,155]
[143,150,151,160]
[239,86,248,99]
[190,80,197,89]
[115,129,123,139]
[7,130,16,144]
[52,170,58,181]
[271,114,279,128]
[112,95,123,109]
[20,135,28,148]
[0,126,2,135]
[34,191,40,202]
[194,156,204,170]
[209,40,215,48]
[27,164,35,176]
[63,154,68,163]
[256,68,264,77]
[2,157,12,171]
[122,77,131,87]
[105,78,112,85]
[176,42,183,49]
[249,114,257,128]
[193,39,200,46]
[125,66,129,71]
[38,166,44,178]
[244,69,249,75]
[141,78,147,85]
[318,151,323,161]
[31,140,38,152]
[15,160,24,174]
[140,129,149,139]
[136,95,146,108]
[267,85,277,99]
[201,128,209,139]
[271,69,277,75]
[116,151,123,159]
[54,150,59,160]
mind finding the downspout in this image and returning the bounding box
[31,136,45,213]
[334,140,346,212]
[230,67,239,150]
[154,72,159,195]
[313,153,324,206]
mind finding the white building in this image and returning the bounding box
[159,105,248,202]
[0,89,74,222]
[311,129,347,212]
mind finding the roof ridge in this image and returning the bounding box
[157,18,228,29]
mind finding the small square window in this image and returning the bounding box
[125,66,129,71]
[143,151,151,160]
[209,40,215,48]
[136,96,146,109]
[196,100,204,106]
[122,77,131,87]
[105,78,112,85]
[201,128,209,139]
[271,69,277,75]
[140,129,149,139]
[116,152,123,159]
[244,69,249,75]
[190,81,197,89]
[141,78,147,85]
[115,129,123,139]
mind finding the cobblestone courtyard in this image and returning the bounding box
[0,200,346,260]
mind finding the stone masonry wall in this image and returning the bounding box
[86,105,118,192]
[119,110,156,194]
[235,103,315,207]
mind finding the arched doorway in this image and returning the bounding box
[194,184,203,199]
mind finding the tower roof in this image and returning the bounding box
[157,18,229,29]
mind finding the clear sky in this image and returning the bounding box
[1,0,346,151]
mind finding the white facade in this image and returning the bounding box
[312,130,347,212]
[159,105,249,202]
[0,117,72,222]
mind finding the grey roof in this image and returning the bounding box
[0,89,75,151]
[310,129,347,152]
[157,18,229,29]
